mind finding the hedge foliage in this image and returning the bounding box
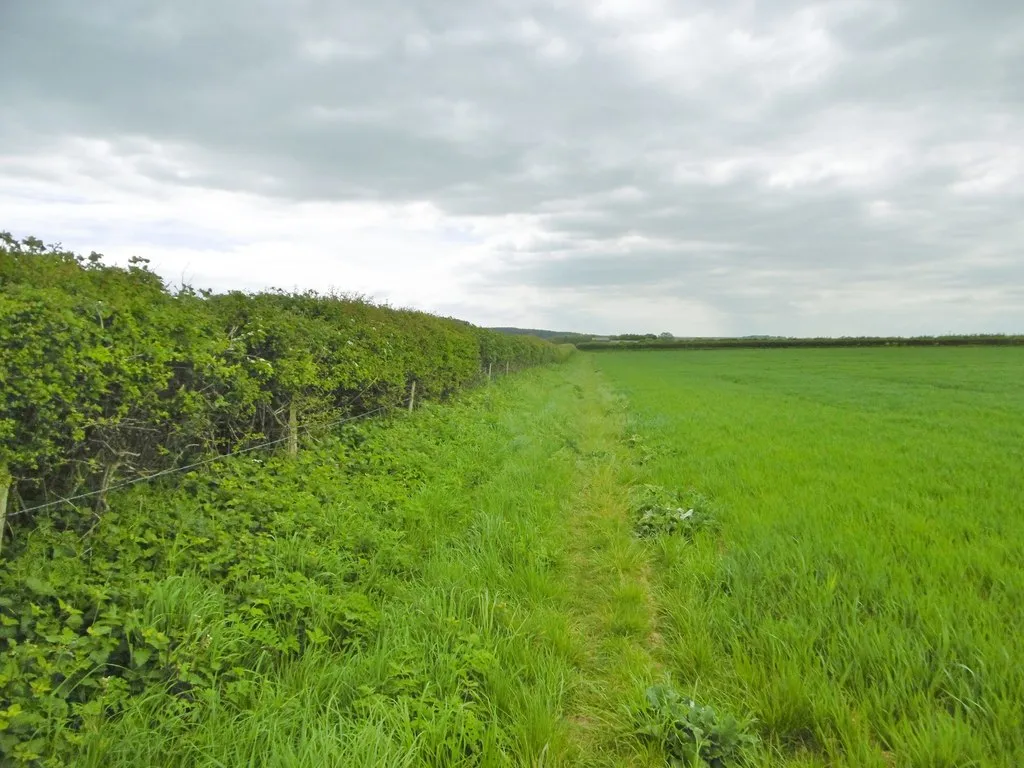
[0,232,567,534]
[0,387,492,764]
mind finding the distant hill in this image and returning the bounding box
[488,327,594,343]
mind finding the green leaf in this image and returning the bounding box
[24,577,57,597]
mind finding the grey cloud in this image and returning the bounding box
[2,0,1023,334]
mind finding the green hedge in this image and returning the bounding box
[0,232,568,534]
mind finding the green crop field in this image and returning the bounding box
[4,322,1023,765]
[596,347,1024,767]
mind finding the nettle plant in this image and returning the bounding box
[638,682,757,768]
[629,484,718,539]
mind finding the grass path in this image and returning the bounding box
[557,363,662,767]
[13,357,680,767]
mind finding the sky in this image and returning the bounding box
[2,1,1023,336]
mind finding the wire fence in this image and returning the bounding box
[9,406,392,518]
[5,360,526,521]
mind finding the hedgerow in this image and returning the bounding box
[0,232,573,764]
[0,231,568,542]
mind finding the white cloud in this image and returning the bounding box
[299,38,379,63]
[0,141,501,314]
[1,0,1023,335]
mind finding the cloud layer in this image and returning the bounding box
[2,0,1022,334]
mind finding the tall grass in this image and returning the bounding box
[52,367,588,766]
[597,347,1024,767]
[4,359,666,766]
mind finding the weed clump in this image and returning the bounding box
[638,682,756,767]
[630,484,717,539]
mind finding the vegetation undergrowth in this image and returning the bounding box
[2,357,666,767]
[628,484,717,540]
[637,683,756,768]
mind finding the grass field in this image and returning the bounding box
[5,348,1023,767]
[596,347,1024,767]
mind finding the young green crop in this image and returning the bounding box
[597,347,1024,767]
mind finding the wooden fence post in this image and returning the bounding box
[98,461,120,513]
[506,361,510,376]
[288,399,298,457]
[0,464,10,558]
[408,380,416,412]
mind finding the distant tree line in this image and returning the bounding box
[576,335,1024,351]
[492,329,679,345]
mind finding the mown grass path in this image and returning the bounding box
[10,353,718,767]
[29,356,674,768]
[557,363,662,767]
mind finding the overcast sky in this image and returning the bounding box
[2,1,1023,336]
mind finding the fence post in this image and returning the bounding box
[97,461,120,513]
[0,464,10,558]
[288,399,298,457]
[408,380,416,412]
[506,361,510,376]
[488,362,493,381]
